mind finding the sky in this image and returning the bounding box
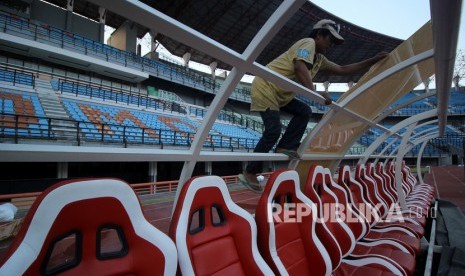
[311,0,464,50]
[307,0,465,90]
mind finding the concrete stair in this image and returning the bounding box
[35,78,77,141]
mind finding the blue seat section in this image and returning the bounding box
[0,90,49,138]
[358,124,447,156]
[409,90,465,115]
[0,68,34,87]
[296,92,343,113]
[211,123,261,148]
[391,92,433,116]
[50,79,60,91]
[62,99,260,147]
[57,80,166,110]
[55,79,259,142]
[448,91,465,114]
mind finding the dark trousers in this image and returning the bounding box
[245,98,311,174]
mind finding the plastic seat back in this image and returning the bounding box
[338,165,374,230]
[322,168,367,241]
[305,166,355,258]
[367,163,396,206]
[255,168,333,276]
[169,175,272,276]
[355,164,389,217]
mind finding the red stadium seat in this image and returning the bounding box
[367,162,427,227]
[338,165,422,255]
[0,178,177,276]
[319,167,416,275]
[169,175,273,276]
[355,164,425,238]
[385,161,433,215]
[254,169,334,275]
[256,168,406,276]
[305,165,416,275]
[400,161,435,200]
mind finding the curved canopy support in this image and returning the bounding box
[416,134,440,185]
[395,123,417,209]
[359,109,438,165]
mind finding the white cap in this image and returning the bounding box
[313,19,344,45]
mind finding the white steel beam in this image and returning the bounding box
[430,0,462,135]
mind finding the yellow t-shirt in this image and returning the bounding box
[251,38,337,111]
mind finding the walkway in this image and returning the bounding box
[424,165,465,213]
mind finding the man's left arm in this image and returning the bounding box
[329,52,389,75]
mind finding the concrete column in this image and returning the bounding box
[148,162,157,182]
[150,31,158,52]
[183,52,191,70]
[67,0,74,11]
[205,162,212,175]
[146,31,159,60]
[210,61,217,78]
[323,81,330,92]
[65,0,74,32]
[348,81,354,89]
[453,75,460,90]
[423,78,431,93]
[107,20,138,53]
[98,7,106,43]
[57,162,68,179]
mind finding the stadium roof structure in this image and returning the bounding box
[42,0,403,83]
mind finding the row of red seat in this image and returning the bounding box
[255,162,433,276]
[0,161,433,275]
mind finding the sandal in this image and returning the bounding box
[238,172,263,193]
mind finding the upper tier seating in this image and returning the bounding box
[358,127,443,156]
[169,175,273,275]
[0,12,214,92]
[392,92,433,116]
[0,178,178,275]
[0,68,34,87]
[55,80,168,112]
[296,92,343,113]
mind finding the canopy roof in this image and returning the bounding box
[43,0,403,83]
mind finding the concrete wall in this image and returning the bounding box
[30,0,103,42]
[107,21,137,54]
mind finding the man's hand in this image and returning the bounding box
[322,92,332,105]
